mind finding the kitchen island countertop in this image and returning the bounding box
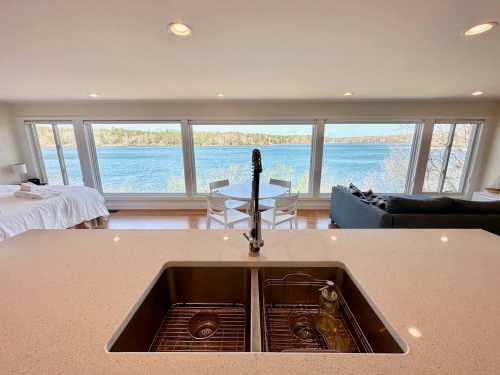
[1,228,500,374]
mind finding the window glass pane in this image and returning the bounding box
[321,123,417,193]
[34,124,64,185]
[192,124,313,193]
[57,124,83,185]
[91,123,185,193]
[423,123,452,192]
[442,123,475,193]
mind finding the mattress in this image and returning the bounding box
[0,185,109,241]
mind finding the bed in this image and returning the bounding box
[0,185,109,241]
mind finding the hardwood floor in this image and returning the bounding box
[107,209,332,230]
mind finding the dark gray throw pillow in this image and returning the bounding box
[360,195,387,209]
[452,199,500,214]
[386,196,453,214]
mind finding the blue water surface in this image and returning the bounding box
[41,143,414,193]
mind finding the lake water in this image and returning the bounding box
[41,143,414,193]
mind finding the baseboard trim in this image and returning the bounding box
[105,197,330,210]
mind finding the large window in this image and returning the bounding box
[320,123,418,193]
[26,118,481,199]
[423,122,478,193]
[31,122,83,185]
[191,123,313,193]
[90,122,185,193]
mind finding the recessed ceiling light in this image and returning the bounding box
[344,91,354,96]
[218,93,225,98]
[89,93,100,98]
[168,22,192,37]
[464,22,497,36]
[472,91,484,96]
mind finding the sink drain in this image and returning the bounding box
[288,313,316,341]
[188,311,221,340]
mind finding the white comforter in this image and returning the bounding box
[0,185,109,241]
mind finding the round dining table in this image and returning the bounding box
[216,183,288,200]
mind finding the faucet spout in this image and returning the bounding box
[245,149,264,256]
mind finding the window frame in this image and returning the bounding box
[26,120,82,185]
[319,120,423,195]
[23,116,485,205]
[423,120,481,195]
[84,120,187,195]
[188,120,317,197]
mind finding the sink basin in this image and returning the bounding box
[258,266,405,353]
[108,266,251,352]
[108,264,404,354]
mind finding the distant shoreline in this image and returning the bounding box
[42,142,416,149]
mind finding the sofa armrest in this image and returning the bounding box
[330,186,392,228]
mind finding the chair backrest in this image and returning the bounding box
[206,192,228,214]
[209,179,229,192]
[269,178,291,192]
[274,192,299,214]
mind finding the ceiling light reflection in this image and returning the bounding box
[408,326,422,338]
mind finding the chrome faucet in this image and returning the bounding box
[243,149,264,256]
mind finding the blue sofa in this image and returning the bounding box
[330,185,500,235]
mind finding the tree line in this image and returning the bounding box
[36,126,421,147]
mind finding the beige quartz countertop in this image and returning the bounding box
[1,229,500,374]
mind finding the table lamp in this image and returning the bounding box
[11,163,28,183]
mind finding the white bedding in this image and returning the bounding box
[0,185,109,241]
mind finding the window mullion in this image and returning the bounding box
[26,122,49,184]
[458,123,479,193]
[181,119,195,197]
[411,120,433,193]
[84,122,103,192]
[52,124,69,185]
[437,123,456,192]
[311,119,325,197]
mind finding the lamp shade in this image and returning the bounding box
[11,163,27,175]
[493,175,500,188]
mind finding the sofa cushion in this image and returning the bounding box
[386,196,453,214]
[451,199,500,214]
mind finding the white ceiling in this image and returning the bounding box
[1,0,499,101]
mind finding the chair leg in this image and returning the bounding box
[289,220,292,230]
[207,215,211,229]
[295,217,298,229]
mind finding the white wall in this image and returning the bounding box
[0,102,22,184]
[480,103,500,188]
[12,99,499,119]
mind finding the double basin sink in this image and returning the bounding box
[108,265,405,353]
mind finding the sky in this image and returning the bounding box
[92,123,416,137]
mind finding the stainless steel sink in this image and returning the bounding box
[108,265,405,354]
[258,266,405,353]
[108,267,251,352]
